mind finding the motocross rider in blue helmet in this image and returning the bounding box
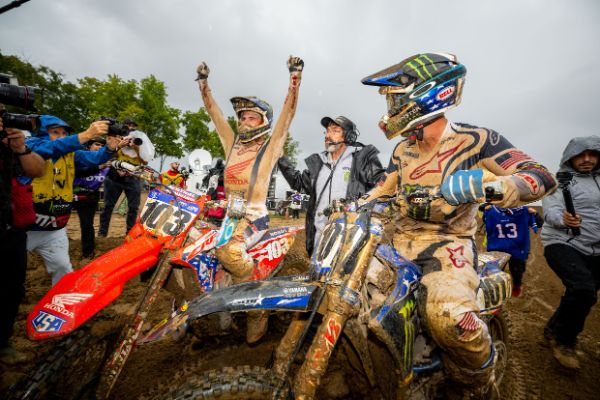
[361,52,556,397]
[195,56,304,344]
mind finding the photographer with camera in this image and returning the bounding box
[0,119,45,364]
[99,117,154,237]
[24,115,118,286]
[542,136,600,370]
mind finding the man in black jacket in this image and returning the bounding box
[278,115,385,255]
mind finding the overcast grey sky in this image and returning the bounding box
[1,0,599,171]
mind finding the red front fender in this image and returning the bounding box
[27,234,169,340]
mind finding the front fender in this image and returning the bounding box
[139,278,322,344]
[27,234,168,340]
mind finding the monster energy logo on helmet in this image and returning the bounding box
[362,53,467,140]
[230,96,273,143]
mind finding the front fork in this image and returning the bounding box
[293,304,350,399]
[290,232,380,399]
[95,251,174,399]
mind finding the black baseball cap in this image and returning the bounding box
[122,118,138,127]
[320,115,356,133]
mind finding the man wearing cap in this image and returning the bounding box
[99,117,155,237]
[24,116,118,285]
[278,115,385,255]
[160,161,186,188]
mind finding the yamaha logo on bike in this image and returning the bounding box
[31,310,67,333]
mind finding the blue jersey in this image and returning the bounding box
[483,206,538,261]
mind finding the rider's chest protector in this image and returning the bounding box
[223,139,265,200]
[395,124,486,235]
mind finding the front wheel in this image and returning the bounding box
[487,310,527,400]
[9,322,119,400]
[152,366,291,400]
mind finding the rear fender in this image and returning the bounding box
[139,279,321,344]
[249,225,304,280]
[27,235,168,340]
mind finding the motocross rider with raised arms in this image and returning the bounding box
[195,56,304,343]
[361,53,556,397]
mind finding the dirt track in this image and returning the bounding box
[2,211,599,399]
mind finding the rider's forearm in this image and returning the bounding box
[269,71,302,155]
[198,79,235,153]
[509,162,557,202]
[363,171,397,202]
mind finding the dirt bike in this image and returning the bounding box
[10,161,304,400]
[139,193,516,400]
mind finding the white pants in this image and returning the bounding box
[27,228,73,286]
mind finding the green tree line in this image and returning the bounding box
[0,52,300,167]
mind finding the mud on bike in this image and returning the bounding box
[139,194,519,400]
[9,161,305,400]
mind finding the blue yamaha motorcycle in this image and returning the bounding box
[139,198,518,400]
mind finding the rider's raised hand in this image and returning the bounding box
[196,62,210,81]
[287,56,304,73]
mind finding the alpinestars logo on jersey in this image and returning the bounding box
[409,140,465,179]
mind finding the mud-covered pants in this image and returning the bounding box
[215,218,267,282]
[394,233,494,386]
[215,217,269,343]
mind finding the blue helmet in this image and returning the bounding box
[362,53,466,140]
[230,96,273,142]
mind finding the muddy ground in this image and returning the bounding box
[1,210,599,399]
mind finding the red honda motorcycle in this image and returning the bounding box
[10,161,305,400]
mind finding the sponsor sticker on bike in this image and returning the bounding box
[140,190,200,237]
[32,310,67,333]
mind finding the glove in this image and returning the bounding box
[287,56,304,73]
[195,62,210,81]
[442,169,522,207]
[441,169,487,205]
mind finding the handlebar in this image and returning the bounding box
[322,183,505,218]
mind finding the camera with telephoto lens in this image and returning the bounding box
[99,116,130,137]
[0,73,41,137]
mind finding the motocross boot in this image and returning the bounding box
[246,310,269,344]
[443,345,498,400]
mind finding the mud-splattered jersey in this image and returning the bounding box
[223,137,274,200]
[367,121,555,236]
[199,72,301,219]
